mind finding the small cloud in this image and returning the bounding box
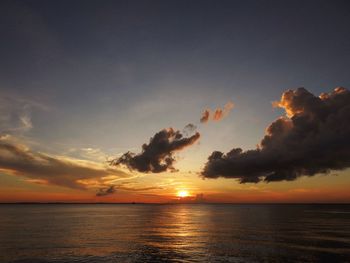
[200,110,210,123]
[0,94,47,135]
[96,185,116,196]
[200,101,234,123]
[183,123,197,136]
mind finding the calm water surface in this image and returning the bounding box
[0,204,349,262]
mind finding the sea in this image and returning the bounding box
[0,204,349,263]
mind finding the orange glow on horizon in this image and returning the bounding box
[177,190,190,198]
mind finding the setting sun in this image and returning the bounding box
[177,190,189,198]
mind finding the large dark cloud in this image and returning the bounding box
[0,138,128,189]
[111,128,200,173]
[202,87,350,183]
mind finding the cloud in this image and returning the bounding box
[202,87,350,183]
[66,147,108,162]
[200,110,210,123]
[183,123,197,136]
[111,128,200,173]
[0,95,37,134]
[96,185,116,196]
[0,137,129,189]
[200,101,234,123]
[118,185,163,192]
[96,180,163,196]
[213,101,234,121]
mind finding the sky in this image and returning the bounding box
[0,0,350,203]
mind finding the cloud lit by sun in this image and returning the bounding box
[177,190,189,198]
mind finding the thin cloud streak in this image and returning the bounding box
[0,137,129,190]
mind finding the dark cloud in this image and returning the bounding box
[202,87,350,183]
[0,139,128,189]
[200,110,210,123]
[200,101,234,123]
[96,185,116,196]
[111,128,200,173]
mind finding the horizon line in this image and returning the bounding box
[0,202,349,205]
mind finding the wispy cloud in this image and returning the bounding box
[0,94,48,135]
[182,123,197,136]
[66,147,108,162]
[0,136,130,190]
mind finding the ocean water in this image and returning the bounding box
[0,204,349,263]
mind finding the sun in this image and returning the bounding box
[177,190,189,198]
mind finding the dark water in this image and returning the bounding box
[0,204,350,263]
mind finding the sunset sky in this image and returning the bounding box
[1,0,350,203]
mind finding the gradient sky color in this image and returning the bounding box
[1,0,350,203]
